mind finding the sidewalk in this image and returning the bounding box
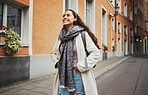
[0,56,131,95]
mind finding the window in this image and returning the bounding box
[0,3,22,37]
[141,18,143,27]
[130,8,133,20]
[7,5,21,36]
[112,39,114,47]
[86,0,92,30]
[142,4,143,13]
[124,25,127,35]
[138,0,140,9]
[124,2,127,16]
[111,0,115,6]
[145,9,147,17]
[135,4,137,15]
[0,2,30,45]
[138,15,140,24]
[0,3,3,30]
[118,22,121,33]
[65,0,77,12]
[112,18,114,30]
[130,28,133,37]
[140,3,142,13]
[135,25,137,34]
[117,0,121,12]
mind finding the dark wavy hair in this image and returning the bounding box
[65,9,100,49]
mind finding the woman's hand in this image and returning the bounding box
[74,65,80,73]
[55,62,59,68]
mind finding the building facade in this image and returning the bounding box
[0,0,147,86]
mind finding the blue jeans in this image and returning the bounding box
[58,64,85,95]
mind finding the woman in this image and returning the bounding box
[51,9,100,95]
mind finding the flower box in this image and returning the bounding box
[0,36,6,44]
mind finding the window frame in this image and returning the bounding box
[130,8,133,20]
[64,0,78,13]
[0,3,23,45]
[0,1,30,46]
[135,4,137,15]
[130,27,133,37]
[85,0,95,33]
[138,0,140,9]
[117,0,121,12]
[124,25,127,35]
[124,2,127,17]
[7,5,22,37]
[118,21,121,34]
[112,17,115,31]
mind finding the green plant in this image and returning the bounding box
[0,25,7,36]
[112,46,116,52]
[104,45,108,51]
[4,27,22,55]
[102,43,108,52]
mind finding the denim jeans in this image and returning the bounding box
[58,64,85,95]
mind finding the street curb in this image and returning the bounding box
[94,56,132,79]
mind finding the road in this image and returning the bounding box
[96,55,148,95]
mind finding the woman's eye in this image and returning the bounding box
[67,14,70,17]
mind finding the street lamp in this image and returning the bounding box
[109,3,120,18]
[136,39,139,42]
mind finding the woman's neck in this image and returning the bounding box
[65,24,73,32]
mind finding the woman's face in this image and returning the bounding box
[62,10,77,26]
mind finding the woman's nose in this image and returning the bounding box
[63,15,67,18]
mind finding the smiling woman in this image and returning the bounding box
[62,11,77,32]
[51,9,100,95]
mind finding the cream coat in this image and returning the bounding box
[51,32,100,95]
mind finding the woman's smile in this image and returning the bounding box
[62,11,77,26]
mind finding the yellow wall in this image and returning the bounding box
[32,0,63,55]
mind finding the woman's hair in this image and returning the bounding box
[65,9,100,49]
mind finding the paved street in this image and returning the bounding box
[96,55,148,95]
[0,56,131,95]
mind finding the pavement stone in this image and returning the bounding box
[0,56,131,95]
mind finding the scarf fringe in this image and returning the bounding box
[60,85,75,92]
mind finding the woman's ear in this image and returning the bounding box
[74,18,77,22]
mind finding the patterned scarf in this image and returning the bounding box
[58,25,84,92]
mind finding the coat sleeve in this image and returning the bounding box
[51,38,61,68]
[77,32,100,72]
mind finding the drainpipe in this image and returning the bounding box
[115,0,117,52]
[133,0,135,54]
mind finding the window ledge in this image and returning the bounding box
[0,43,5,46]
[0,43,29,47]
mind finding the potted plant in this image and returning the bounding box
[102,43,108,60]
[0,25,7,43]
[112,46,116,52]
[1,26,23,55]
[102,43,108,52]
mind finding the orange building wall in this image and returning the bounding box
[78,0,85,21]
[95,0,116,52]
[117,14,133,52]
[32,0,63,55]
[14,0,29,6]
[95,0,102,49]
[0,46,29,56]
